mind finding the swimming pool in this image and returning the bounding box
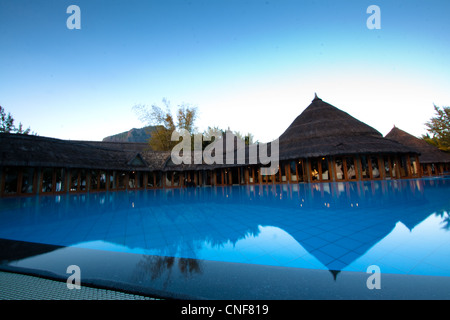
[1,178,449,299]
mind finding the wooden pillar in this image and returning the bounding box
[86,170,92,192]
[64,168,70,194]
[305,159,311,183]
[406,155,412,178]
[355,156,362,181]
[367,157,373,180]
[378,156,384,180]
[416,155,422,178]
[286,162,291,183]
[330,158,336,182]
[143,172,148,189]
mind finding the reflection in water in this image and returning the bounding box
[133,256,202,290]
[436,210,450,230]
[0,178,449,278]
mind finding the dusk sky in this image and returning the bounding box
[1,0,449,142]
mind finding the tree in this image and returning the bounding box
[133,99,257,152]
[133,99,198,151]
[422,133,443,150]
[0,105,14,133]
[0,105,33,134]
[423,105,450,152]
[176,104,198,134]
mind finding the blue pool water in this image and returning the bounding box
[1,177,450,299]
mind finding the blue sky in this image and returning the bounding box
[1,0,449,142]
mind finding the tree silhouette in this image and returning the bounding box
[0,105,34,134]
[423,105,450,152]
[133,99,197,151]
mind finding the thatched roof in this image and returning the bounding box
[73,140,150,152]
[278,95,417,160]
[0,133,168,171]
[0,97,424,174]
[385,126,450,164]
[141,150,172,171]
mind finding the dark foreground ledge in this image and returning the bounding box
[1,238,450,300]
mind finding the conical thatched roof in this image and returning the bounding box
[385,126,450,164]
[278,95,417,160]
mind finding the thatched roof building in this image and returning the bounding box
[278,95,417,160]
[0,133,167,172]
[0,95,440,196]
[385,126,450,164]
